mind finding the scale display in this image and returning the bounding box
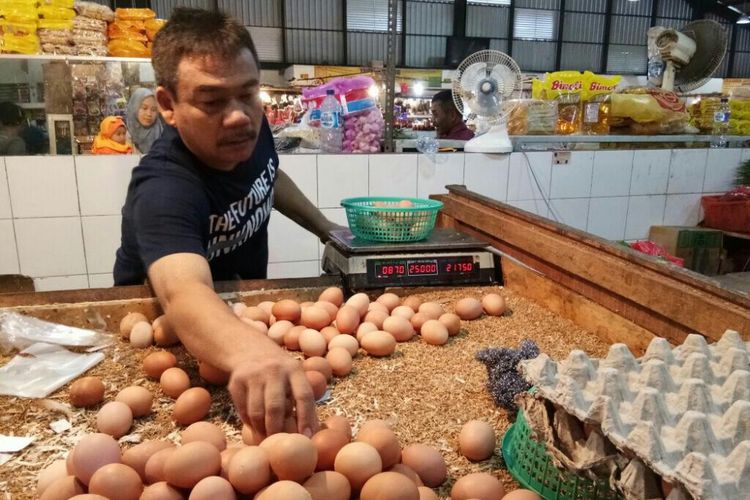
[368,255,479,283]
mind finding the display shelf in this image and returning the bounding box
[0,53,151,63]
[18,102,46,110]
[512,134,750,144]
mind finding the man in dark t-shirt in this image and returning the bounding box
[114,8,339,439]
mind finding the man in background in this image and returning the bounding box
[0,102,27,155]
[430,90,474,140]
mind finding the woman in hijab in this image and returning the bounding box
[126,88,163,154]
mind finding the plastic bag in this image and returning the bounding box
[629,241,684,267]
[107,38,150,57]
[38,18,74,30]
[342,107,384,153]
[38,5,76,20]
[145,18,165,41]
[107,21,147,42]
[38,28,74,44]
[1,33,40,54]
[73,15,106,32]
[581,72,620,135]
[73,1,114,22]
[40,0,75,7]
[0,312,111,353]
[115,7,155,21]
[540,71,585,135]
[0,21,37,37]
[3,3,38,23]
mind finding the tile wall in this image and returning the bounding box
[0,147,747,291]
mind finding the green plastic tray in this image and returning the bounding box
[340,196,443,242]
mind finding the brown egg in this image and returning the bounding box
[367,301,390,315]
[359,419,391,434]
[69,376,105,408]
[120,312,148,339]
[455,298,483,320]
[335,305,360,335]
[284,325,306,351]
[66,448,76,474]
[450,472,504,500]
[268,320,294,345]
[153,315,179,346]
[160,367,191,398]
[242,306,270,324]
[420,320,449,346]
[334,441,382,490]
[459,420,496,461]
[272,299,302,323]
[255,480,313,500]
[115,386,153,417]
[257,301,275,316]
[314,300,339,320]
[302,356,333,382]
[122,441,173,482]
[199,362,230,385]
[311,428,350,471]
[356,322,378,342]
[502,489,542,500]
[364,310,388,329]
[72,433,122,485]
[361,331,397,357]
[391,305,415,320]
[319,287,344,307]
[173,387,212,425]
[401,444,447,487]
[418,302,444,319]
[481,293,506,316]
[409,312,429,334]
[345,292,370,317]
[189,476,236,500]
[143,351,177,379]
[144,447,176,484]
[36,460,68,497]
[141,482,183,500]
[418,486,439,500]
[164,441,221,488]
[242,424,264,446]
[88,463,143,500]
[227,445,270,494]
[361,471,420,500]
[402,296,422,312]
[304,470,351,500]
[300,301,315,308]
[96,401,133,438]
[376,292,401,311]
[242,318,268,334]
[130,321,154,348]
[302,306,331,330]
[388,464,424,486]
[326,348,353,377]
[39,476,85,500]
[329,333,359,356]
[181,421,227,451]
[324,415,352,440]
[219,445,242,479]
[261,433,317,482]
[299,329,328,357]
[438,313,462,336]
[305,370,328,400]
[356,426,401,468]
[383,316,415,342]
[232,302,247,317]
[320,325,340,343]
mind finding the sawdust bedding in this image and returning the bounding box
[0,286,610,499]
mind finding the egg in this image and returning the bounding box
[345,292,370,317]
[231,302,247,317]
[320,325,340,343]
[71,433,122,485]
[299,329,328,357]
[189,476,236,500]
[122,440,173,482]
[199,362,230,385]
[243,318,269,334]
[356,425,401,468]
[459,420,496,461]
[417,486,439,499]
[361,331,397,357]
[450,472,504,500]
[383,316,415,342]
[257,301,275,316]
[268,320,294,345]
[420,320,449,346]
[312,428,350,471]
[36,460,68,497]
[502,489,542,500]
[367,301,390,315]
[140,482,185,500]
[364,310,388,329]
[455,298,483,320]
[358,419,391,434]
[481,293,506,316]
[388,464,424,486]
[164,441,221,489]
[181,421,227,451]
[130,321,154,348]
[69,376,105,407]
[119,312,148,339]
[153,315,180,346]
[96,401,133,438]
[438,313,462,336]
[88,463,143,500]
[261,433,317,482]
[160,367,191,398]
[284,325,306,351]
[391,305,415,320]
[356,322,378,342]
[173,387,212,425]
[409,312,429,334]
[334,441,382,490]
[302,356,333,382]
[376,292,401,311]
[418,302,444,319]
[255,480,313,500]
[305,370,328,400]
[227,445,270,494]
[361,471,420,500]
[142,351,177,379]
[319,287,344,307]
[335,305,360,335]
[272,299,302,323]
[39,476,85,500]
[115,386,153,417]
[315,301,339,321]
[144,447,176,484]
[324,415,353,440]
[401,444,447,487]
[402,296,422,312]
[241,424,263,445]
[301,306,331,330]
[303,470,351,500]
[329,333,359,356]
[242,306,270,324]
[220,446,241,479]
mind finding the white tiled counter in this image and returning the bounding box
[1,147,747,291]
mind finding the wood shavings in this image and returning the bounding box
[49,419,71,434]
[34,399,75,419]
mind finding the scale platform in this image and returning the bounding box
[322,228,500,291]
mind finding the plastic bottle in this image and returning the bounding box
[319,89,342,153]
[711,97,730,148]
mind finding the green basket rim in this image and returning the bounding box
[340,196,444,211]
[501,412,542,494]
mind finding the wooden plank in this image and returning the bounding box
[501,259,657,355]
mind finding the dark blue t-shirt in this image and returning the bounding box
[113,120,278,285]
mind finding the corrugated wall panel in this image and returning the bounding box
[609,15,650,45]
[218,0,281,26]
[347,32,402,65]
[565,0,605,13]
[406,1,453,36]
[512,40,556,71]
[247,27,283,62]
[657,0,692,20]
[405,35,446,67]
[286,30,344,64]
[733,52,750,78]
[607,44,647,74]
[654,17,687,30]
[489,38,508,53]
[560,43,602,72]
[713,52,729,78]
[736,26,750,48]
[562,13,605,43]
[348,0,403,32]
[466,5,509,38]
[285,0,342,30]
[153,0,212,19]
[612,0,652,17]
[514,0,560,10]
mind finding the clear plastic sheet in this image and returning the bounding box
[0,312,111,354]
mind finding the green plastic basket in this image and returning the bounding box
[340,197,443,242]
[502,410,622,500]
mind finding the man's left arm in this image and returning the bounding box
[273,169,344,242]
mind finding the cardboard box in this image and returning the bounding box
[648,226,723,275]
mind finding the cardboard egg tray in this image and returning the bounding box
[519,330,750,500]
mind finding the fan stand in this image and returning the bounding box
[464,124,513,153]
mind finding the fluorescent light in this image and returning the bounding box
[260,91,271,103]
[367,85,379,98]
[413,82,424,96]
[738,14,750,24]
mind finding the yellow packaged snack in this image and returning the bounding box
[531,78,546,100]
[544,71,584,135]
[40,0,75,7]
[38,18,74,30]
[4,3,38,23]
[0,21,37,37]
[115,8,156,21]
[38,5,76,20]
[107,38,150,58]
[581,72,620,135]
[1,33,40,54]
[145,18,165,41]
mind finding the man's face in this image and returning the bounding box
[157,48,263,171]
[431,101,454,136]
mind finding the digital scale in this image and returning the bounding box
[322,228,501,291]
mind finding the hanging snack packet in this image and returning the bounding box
[581,72,621,135]
[544,71,584,135]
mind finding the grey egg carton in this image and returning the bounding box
[519,330,750,500]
